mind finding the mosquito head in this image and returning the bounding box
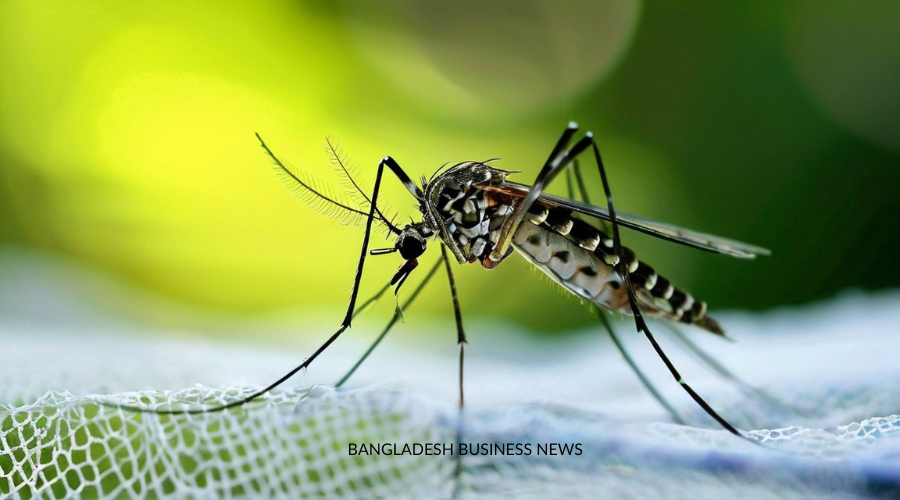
[395,223,432,260]
[370,222,433,296]
[368,223,432,260]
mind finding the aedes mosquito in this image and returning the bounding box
[131,122,770,438]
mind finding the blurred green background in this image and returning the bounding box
[1,0,898,333]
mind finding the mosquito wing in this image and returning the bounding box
[486,181,771,259]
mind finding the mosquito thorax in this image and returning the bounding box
[423,162,515,267]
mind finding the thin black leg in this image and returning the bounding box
[351,282,391,319]
[566,163,577,201]
[598,310,686,424]
[543,121,580,169]
[116,155,419,415]
[503,124,744,437]
[488,123,593,266]
[439,242,468,495]
[570,159,608,232]
[567,159,684,424]
[663,323,811,417]
[441,243,467,407]
[571,158,591,205]
[587,136,744,437]
[334,258,444,388]
[333,242,471,392]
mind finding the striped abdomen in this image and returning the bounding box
[511,204,723,335]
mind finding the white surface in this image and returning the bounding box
[1,249,899,499]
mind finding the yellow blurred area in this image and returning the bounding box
[0,0,653,330]
[2,2,345,308]
[4,1,896,334]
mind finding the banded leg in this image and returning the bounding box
[505,123,743,436]
[567,159,685,424]
[118,152,420,415]
[570,157,795,426]
[585,135,744,437]
[486,122,594,267]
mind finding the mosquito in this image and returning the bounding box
[127,122,770,439]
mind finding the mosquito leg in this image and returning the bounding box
[440,243,468,407]
[569,159,591,205]
[572,160,791,422]
[570,159,608,233]
[566,160,685,423]
[439,242,468,496]
[566,163,577,201]
[115,155,417,415]
[665,322,760,396]
[663,323,812,417]
[330,248,471,490]
[351,282,392,320]
[334,258,444,388]
[597,310,686,424]
[487,123,594,266]
[586,136,744,437]
[579,156,769,413]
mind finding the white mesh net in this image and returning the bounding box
[2,249,900,499]
[2,387,456,499]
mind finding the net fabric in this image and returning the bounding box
[454,406,900,500]
[1,387,456,499]
[2,383,900,500]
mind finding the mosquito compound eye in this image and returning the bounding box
[397,233,426,260]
